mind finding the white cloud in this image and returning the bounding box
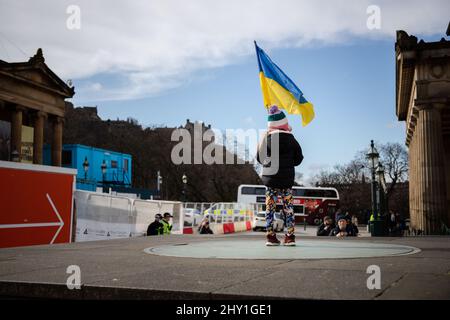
[90,82,102,91]
[386,121,403,129]
[0,0,448,101]
[300,163,331,186]
[308,163,331,172]
[243,116,256,127]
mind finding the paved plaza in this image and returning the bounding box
[0,233,449,299]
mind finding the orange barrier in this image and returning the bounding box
[0,161,76,248]
[223,223,235,234]
[183,227,194,234]
[183,220,253,235]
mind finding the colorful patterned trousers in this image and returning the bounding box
[265,187,295,235]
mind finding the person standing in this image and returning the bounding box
[161,212,173,235]
[389,210,397,235]
[146,213,163,236]
[334,208,344,223]
[257,105,303,246]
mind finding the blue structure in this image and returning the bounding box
[44,144,132,191]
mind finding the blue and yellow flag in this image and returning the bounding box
[255,42,315,127]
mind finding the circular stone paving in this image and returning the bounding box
[144,240,421,260]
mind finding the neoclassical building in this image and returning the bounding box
[0,49,74,166]
[395,30,450,234]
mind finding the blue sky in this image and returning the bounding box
[1,0,449,184]
[73,37,404,183]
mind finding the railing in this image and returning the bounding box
[181,202,256,234]
[203,202,256,224]
[75,190,182,241]
[74,191,258,240]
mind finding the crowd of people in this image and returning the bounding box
[146,208,406,239]
[316,209,359,237]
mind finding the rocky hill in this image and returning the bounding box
[61,103,261,202]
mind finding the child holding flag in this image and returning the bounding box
[254,42,313,246]
[257,105,303,246]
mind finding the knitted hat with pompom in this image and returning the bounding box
[267,105,291,132]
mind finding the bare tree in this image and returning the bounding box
[379,142,408,209]
[310,142,409,221]
[335,159,365,184]
[312,170,342,186]
[294,172,304,186]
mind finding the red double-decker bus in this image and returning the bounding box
[237,184,340,225]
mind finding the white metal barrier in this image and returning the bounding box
[194,202,256,233]
[182,202,214,228]
[75,190,182,241]
[75,191,257,240]
[204,202,256,223]
[132,199,162,237]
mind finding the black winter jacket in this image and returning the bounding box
[198,226,214,234]
[147,221,163,236]
[329,225,357,237]
[256,131,303,189]
[317,223,335,236]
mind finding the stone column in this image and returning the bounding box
[416,105,447,234]
[408,134,416,231]
[413,132,418,231]
[413,133,418,231]
[416,111,423,232]
[33,111,47,165]
[444,134,450,226]
[415,129,419,232]
[408,108,419,233]
[51,116,63,167]
[10,105,25,161]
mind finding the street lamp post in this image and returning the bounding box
[157,170,162,198]
[376,162,386,229]
[101,160,107,192]
[366,140,384,236]
[377,162,385,215]
[182,173,187,202]
[83,157,89,181]
[366,140,379,219]
[11,150,20,162]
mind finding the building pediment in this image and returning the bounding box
[0,48,74,98]
[0,49,75,117]
[395,31,450,121]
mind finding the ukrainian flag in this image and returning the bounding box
[255,42,315,127]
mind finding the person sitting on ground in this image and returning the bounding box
[346,215,359,236]
[147,213,163,236]
[317,216,335,236]
[329,217,357,237]
[161,212,173,235]
[198,218,213,234]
